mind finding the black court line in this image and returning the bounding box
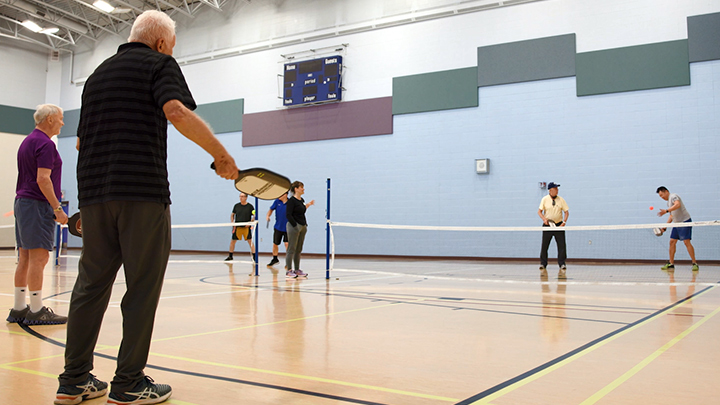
[454,284,718,405]
[200,277,630,325]
[201,275,665,312]
[18,324,389,405]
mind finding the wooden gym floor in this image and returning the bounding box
[1,251,719,404]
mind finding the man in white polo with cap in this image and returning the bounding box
[538,182,569,279]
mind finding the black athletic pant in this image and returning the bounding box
[59,201,171,393]
[540,222,566,267]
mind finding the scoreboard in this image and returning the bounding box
[283,56,343,107]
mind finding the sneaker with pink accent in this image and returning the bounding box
[294,269,308,278]
[286,270,297,278]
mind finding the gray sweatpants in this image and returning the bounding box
[285,223,307,271]
[58,201,170,393]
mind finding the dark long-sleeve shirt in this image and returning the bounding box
[286,196,307,227]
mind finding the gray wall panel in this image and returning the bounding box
[688,12,720,62]
[243,97,392,146]
[477,34,576,87]
[58,99,243,139]
[576,40,690,96]
[194,99,244,134]
[392,67,478,115]
[59,108,80,138]
[0,105,35,135]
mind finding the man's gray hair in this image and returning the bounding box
[34,104,63,125]
[128,10,176,46]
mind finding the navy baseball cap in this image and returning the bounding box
[548,182,560,189]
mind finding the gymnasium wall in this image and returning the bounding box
[6,0,720,259]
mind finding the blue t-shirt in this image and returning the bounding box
[270,199,288,231]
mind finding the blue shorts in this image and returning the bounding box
[14,198,55,250]
[670,218,692,241]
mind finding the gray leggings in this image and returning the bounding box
[285,223,307,270]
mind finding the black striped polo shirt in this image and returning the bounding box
[77,42,196,207]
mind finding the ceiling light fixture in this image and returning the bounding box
[21,20,42,33]
[93,0,115,13]
[40,27,60,35]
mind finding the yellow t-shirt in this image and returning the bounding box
[539,195,569,223]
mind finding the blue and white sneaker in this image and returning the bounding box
[55,373,108,405]
[107,376,171,404]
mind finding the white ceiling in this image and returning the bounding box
[0,0,229,53]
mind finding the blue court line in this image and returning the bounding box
[454,283,717,405]
[17,324,390,405]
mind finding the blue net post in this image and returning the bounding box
[254,196,259,276]
[325,178,330,279]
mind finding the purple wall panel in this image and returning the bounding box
[242,97,393,146]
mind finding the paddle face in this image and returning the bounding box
[211,163,291,200]
[68,213,82,237]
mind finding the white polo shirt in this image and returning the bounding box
[539,195,569,223]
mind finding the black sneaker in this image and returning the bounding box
[107,376,171,405]
[7,305,29,323]
[224,255,233,261]
[24,306,67,325]
[267,257,280,266]
[55,373,108,405]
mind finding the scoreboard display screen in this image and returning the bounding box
[283,56,342,107]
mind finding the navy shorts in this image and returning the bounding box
[670,218,692,241]
[273,228,288,245]
[15,198,55,250]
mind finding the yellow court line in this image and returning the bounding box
[0,365,58,379]
[152,299,423,343]
[0,366,200,405]
[149,351,458,402]
[150,297,458,401]
[0,328,32,337]
[580,301,720,404]
[468,286,717,404]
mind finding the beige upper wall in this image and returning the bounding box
[0,132,26,248]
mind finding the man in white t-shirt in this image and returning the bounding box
[538,182,569,278]
[656,186,698,271]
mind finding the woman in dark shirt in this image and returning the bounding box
[285,181,314,278]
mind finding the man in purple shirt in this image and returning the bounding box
[8,104,68,326]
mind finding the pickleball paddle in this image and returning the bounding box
[68,212,82,237]
[211,163,291,200]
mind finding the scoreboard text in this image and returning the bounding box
[283,56,343,107]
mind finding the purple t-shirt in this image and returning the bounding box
[16,129,62,202]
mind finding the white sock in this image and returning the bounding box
[29,290,43,313]
[14,287,27,311]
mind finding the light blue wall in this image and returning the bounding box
[60,60,720,260]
